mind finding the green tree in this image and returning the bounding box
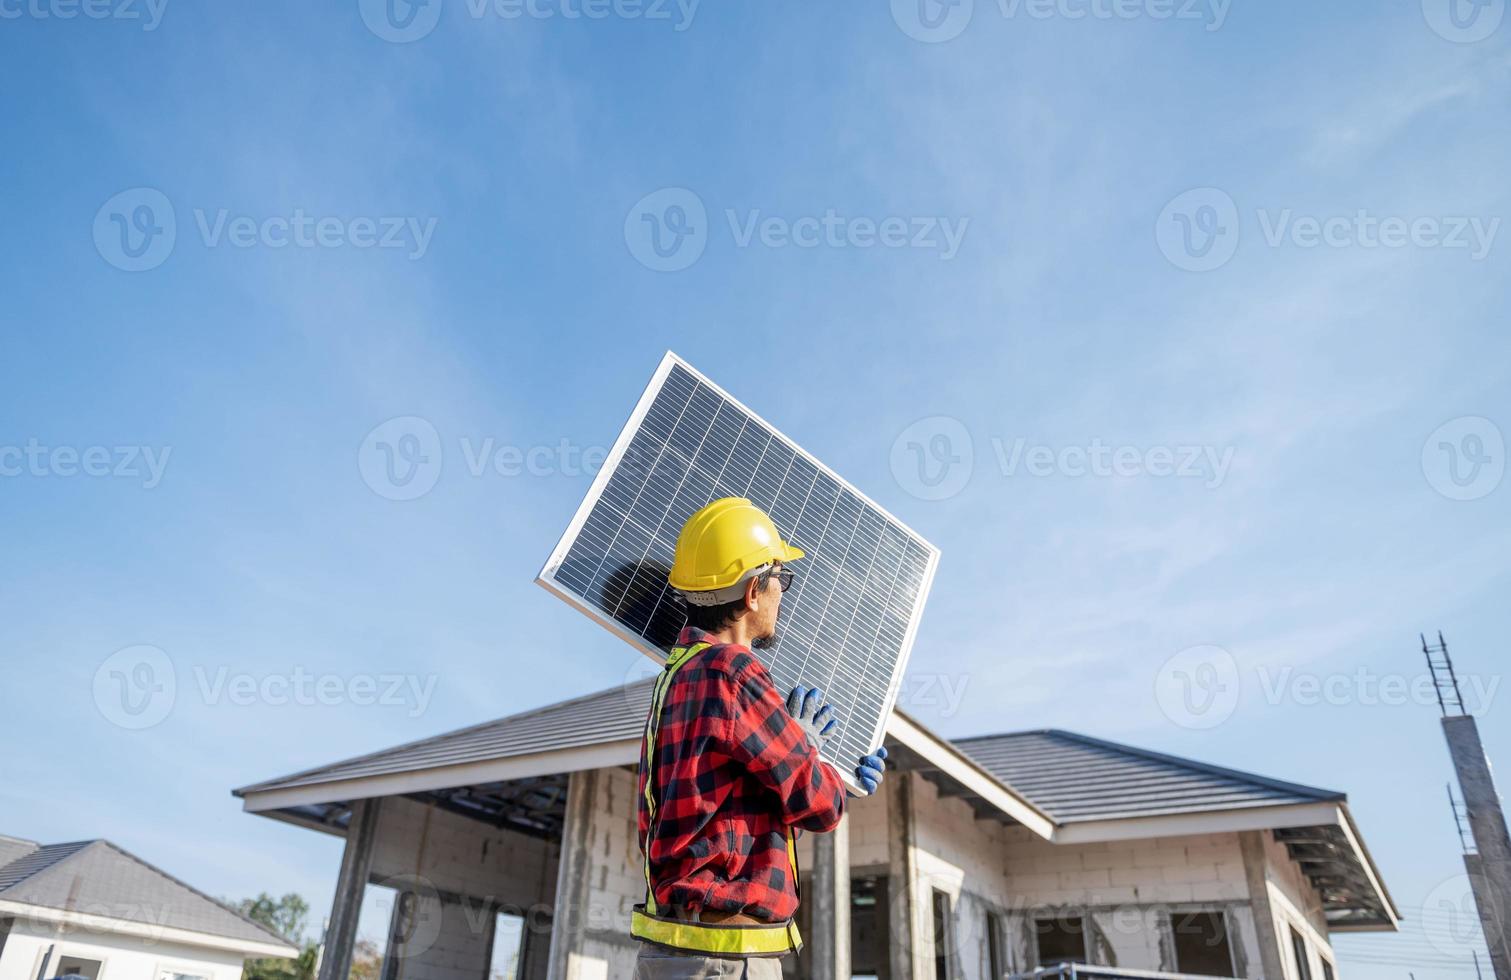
[235,893,318,980]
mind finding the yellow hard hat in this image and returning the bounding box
[668,497,805,602]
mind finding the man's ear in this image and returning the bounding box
[744,575,763,611]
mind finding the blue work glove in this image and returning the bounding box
[852,746,888,796]
[786,685,837,749]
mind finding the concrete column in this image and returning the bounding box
[1445,716,1511,980]
[1239,831,1287,980]
[887,773,918,980]
[547,769,600,980]
[810,813,852,980]
[319,798,383,980]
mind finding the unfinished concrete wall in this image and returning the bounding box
[910,776,1019,980]
[367,796,560,980]
[548,766,645,980]
[1256,831,1336,980]
[850,778,1275,979]
[846,773,1021,980]
[993,827,1261,979]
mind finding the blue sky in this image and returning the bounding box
[2,1,1510,977]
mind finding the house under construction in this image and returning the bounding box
[233,678,1397,980]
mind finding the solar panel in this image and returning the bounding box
[537,352,940,792]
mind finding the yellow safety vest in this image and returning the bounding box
[629,640,803,958]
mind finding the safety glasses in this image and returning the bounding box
[760,567,795,593]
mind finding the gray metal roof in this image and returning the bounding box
[236,679,655,797]
[952,729,1344,823]
[238,685,1340,827]
[234,685,1393,929]
[0,838,295,951]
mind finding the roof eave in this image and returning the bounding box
[237,737,642,813]
[887,707,1058,839]
[0,899,299,958]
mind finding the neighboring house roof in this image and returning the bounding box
[952,729,1344,823]
[0,837,297,957]
[233,678,1398,930]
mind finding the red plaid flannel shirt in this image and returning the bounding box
[637,626,847,923]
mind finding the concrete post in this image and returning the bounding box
[887,773,918,980]
[318,798,383,980]
[1445,716,1511,980]
[1239,831,1287,980]
[546,769,599,980]
[810,813,852,980]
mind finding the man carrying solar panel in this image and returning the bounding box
[631,497,889,978]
